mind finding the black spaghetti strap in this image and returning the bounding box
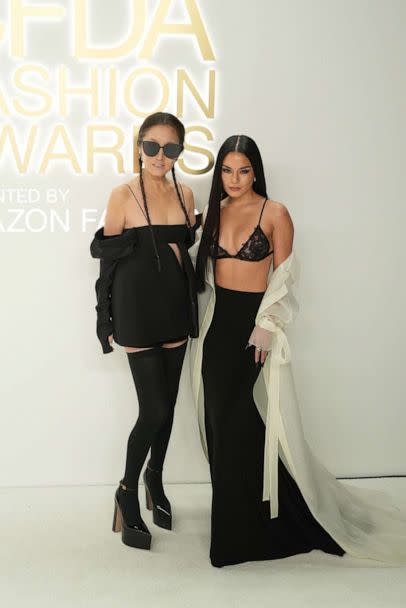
[258,197,268,225]
[177,182,192,223]
[178,183,187,212]
[126,184,148,221]
[175,182,195,232]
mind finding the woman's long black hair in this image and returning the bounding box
[137,112,192,272]
[195,135,268,292]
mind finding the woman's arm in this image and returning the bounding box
[103,186,126,236]
[249,202,296,364]
[94,258,117,353]
[91,187,126,353]
[270,203,294,271]
[188,202,208,265]
[179,183,196,227]
[180,183,205,250]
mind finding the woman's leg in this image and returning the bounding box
[145,339,187,510]
[119,347,170,526]
[202,287,274,566]
[149,340,187,470]
[203,287,345,566]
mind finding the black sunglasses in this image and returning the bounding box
[141,140,183,159]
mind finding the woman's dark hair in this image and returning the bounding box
[195,134,268,291]
[136,112,191,272]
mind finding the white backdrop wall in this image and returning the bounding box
[1,0,405,486]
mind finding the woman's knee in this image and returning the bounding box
[138,397,172,431]
[128,408,170,446]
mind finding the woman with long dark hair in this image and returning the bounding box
[90,112,199,550]
[189,135,406,567]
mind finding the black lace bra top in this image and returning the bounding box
[210,197,273,262]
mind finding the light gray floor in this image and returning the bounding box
[1,479,405,608]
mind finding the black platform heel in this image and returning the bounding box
[143,465,172,530]
[112,480,152,550]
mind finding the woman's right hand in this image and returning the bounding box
[108,334,113,347]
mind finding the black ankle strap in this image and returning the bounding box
[119,479,138,492]
[147,464,163,474]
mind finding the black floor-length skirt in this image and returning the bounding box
[202,284,345,567]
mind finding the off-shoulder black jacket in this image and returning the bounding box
[90,215,202,354]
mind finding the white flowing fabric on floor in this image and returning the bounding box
[186,225,406,566]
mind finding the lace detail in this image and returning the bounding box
[210,197,273,262]
[212,225,272,261]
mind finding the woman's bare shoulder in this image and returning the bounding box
[178,182,194,200]
[178,182,195,215]
[264,199,293,229]
[267,199,290,218]
[118,175,141,195]
[262,199,294,248]
[108,177,142,205]
[179,182,192,195]
[103,181,137,235]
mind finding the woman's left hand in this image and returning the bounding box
[254,346,268,366]
[246,324,272,366]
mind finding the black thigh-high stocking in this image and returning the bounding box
[149,341,187,469]
[120,347,170,526]
[145,341,187,510]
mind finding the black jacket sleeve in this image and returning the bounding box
[94,258,117,353]
[90,227,137,354]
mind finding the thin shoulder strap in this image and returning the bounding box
[258,197,268,225]
[178,182,188,216]
[126,184,147,221]
[176,182,194,229]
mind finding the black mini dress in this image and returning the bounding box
[90,222,199,353]
[113,224,193,347]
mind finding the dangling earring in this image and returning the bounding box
[253,176,257,182]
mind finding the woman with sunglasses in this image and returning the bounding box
[188,135,406,568]
[90,112,199,550]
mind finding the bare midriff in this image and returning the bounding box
[168,242,182,266]
[214,255,273,293]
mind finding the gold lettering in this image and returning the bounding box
[11,0,65,58]
[108,68,118,117]
[177,69,215,118]
[132,126,141,174]
[87,125,125,174]
[39,125,81,174]
[178,125,214,175]
[124,67,169,117]
[12,64,52,117]
[0,124,38,172]
[140,0,215,61]
[0,86,11,115]
[74,0,145,59]
[59,66,99,117]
